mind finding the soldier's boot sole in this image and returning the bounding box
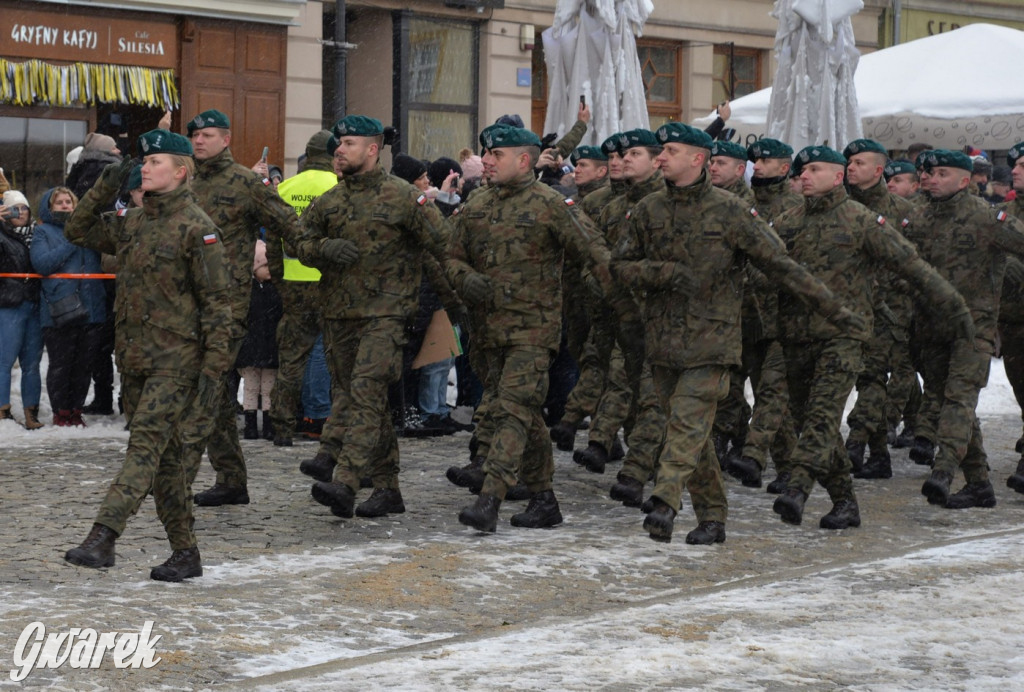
[684,521,725,545]
[311,481,355,518]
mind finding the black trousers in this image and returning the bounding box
[43,323,106,412]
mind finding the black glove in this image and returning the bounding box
[321,238,360,267]
[98,157,133,192]
[462,272,492,307]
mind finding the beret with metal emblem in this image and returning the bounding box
[709,140,748,161]
[333,115,384,138]
[883,159,916,180]
[747,138,794,162]
[138,129,193,157]
[601,133,625,156]
[919,149,973,173]
[795,144,847,168]
[843,138,887,159]
[1007,142,1024,167]
[570,146,608,165]
[654,122,712,149]
[186,109,230,135]
[478,124,541,150]
[620,128,659,150]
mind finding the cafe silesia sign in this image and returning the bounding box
[2,7,177,69]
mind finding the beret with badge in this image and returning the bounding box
[570,145,608,165]
[709,140,748,161]
[1007,141,1024,167]
[333,115,383,138]
[919,149,973,173]
[791,145,846,175]
[747,138,794,162]
[883,159,916,180]
[186,109,230,136]
[478,124,542,149]
[655,122,712,149]
[601,133,625,156]
[138,129,193,157]
[843,138,887,159]
[619,128,659,150]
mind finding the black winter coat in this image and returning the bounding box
[235,278,282,369]
[0,224,39,308]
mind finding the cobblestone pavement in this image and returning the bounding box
[1,407,1023,689]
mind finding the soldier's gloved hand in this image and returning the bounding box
[668,263,699,296]
[952,310,976,343]
[616,321,646,374]
[195,372,220,413]
[829,307,868,335]
[462,272,492,307]
[321,238,360,267]
[98,157,133,192]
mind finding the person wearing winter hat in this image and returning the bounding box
[458,148,484,183]
[63,128,234,581]
[66,133,122,202]
[391,153,429,191]
[0,189,43,429]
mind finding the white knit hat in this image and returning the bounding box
[2,190,29,208]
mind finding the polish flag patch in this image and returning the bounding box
[750,207,759,217]
[998,210,1008,222]
[416,194,428,206]
[262,178,272,186]
[564,198,575,206]
[203,233,218,245]
[901,218,910,228]
[117,208,127,217]
[877,215,886,225]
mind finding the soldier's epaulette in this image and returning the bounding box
[998,210,1008,222]
[416,194,428,206]
[877,215,886,225]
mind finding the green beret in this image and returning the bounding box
[747,138,793,161]
[654,123,712,149]
[478,124,541,150]
[601,133,624,156]
[919,149,973,173]
[127,164,143,191]
[333,115,383,138]
[843,138,887,159]
[620,129,659,150]
[883,160,916,180]
[794,145,847,169]
[1007,142,1024,167]
[186,109,230,135]
[709,140,748,161]
[138,129,193,157]
[570,146,608,165]
[326,135,339,157]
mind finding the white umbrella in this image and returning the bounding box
[696,23,1024,152]
[543,0,653,146]
[764,0,863,151]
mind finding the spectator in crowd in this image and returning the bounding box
[30,187,107,426]
[0,189,43,429]
[66,133,122,201]
[236,238,282,440]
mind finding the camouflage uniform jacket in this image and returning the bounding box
[580,179,626,222]
[1000,198,1024,324]
[600,171,665,252]
[721,177,754,206]
[904,188,1024,351]
[848,178,916,341]
[192,148,302,320]
[446,172,614,351]
[295,165,451,320]
[554,120,589,159]
[611,170,845,370]
[775,185,966,345]
[65,182,233,378]
[564,177,610,317]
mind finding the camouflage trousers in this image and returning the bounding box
[649,364,729,523]
[95,373,198,550]
[560,337,605,427]
[182,328,248,489]
[846,329,899,449]
[999,321,1024,450]
[562,306,630,433]
[740,338,797,474]
[618,362,666,485]
[783,339,862,502]
[884,338,920,431]
[920,337,992,483]
[910,335,942,445]
[319,317,405,492]
[477,345,555,499]
[269,282,322,437]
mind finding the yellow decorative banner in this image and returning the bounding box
[0,58,179,110]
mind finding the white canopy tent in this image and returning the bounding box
[695,23,1024,152]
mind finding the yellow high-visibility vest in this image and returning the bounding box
[276,169,338,282]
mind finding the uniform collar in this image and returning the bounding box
[665,169,712,204]
[493,171,536,199]
[142,185,196,218]
[804,185,847,214]
[848,178,887,208]
[343,164,387,191]
[195,148,235,178]
[627,170,665,202]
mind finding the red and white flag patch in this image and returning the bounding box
[416,194,428,206]
[203,233,218,245]
[877,215,886,225]
[117,208,127,217]
[998,210,1008,222]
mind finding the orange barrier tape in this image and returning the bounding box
[0,273,116,279]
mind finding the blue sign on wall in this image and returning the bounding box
[516,68,531,87]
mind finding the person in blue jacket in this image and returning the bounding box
[30,186,107,426]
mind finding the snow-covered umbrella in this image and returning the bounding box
[542,0,653,147]
[764,0,863,151]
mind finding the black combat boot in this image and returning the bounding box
[273,433,293,447]
[310,481,355,518]
[819,499,861,529]
[242,411,258,440]
[610,473,644,507]
[854,448,892,479]
[261,411,275,440]
[845,438,866,473]
[894,424,915,448]
[505,481,533,502]
[194,484,249,506]
[909,436,935,466]
[766,470,791,495]
[458,493,501,532]
[150,547,203,582]
[300,452,336,482]
[643,498,676,542]
[1007,458,1024,493]
[773,487,808,525]
[725,455,763,488]
[65,523,118,568]
[685,521,726,545]
[355,488,406,517]
[1016,436,1024,454]
[945,480,997,509]
[510,490,563,528]
[549,420,578,451]
[573,441,609,474]
[445,456,483,489]
[609,437,625,462]
[921,470,953,505]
